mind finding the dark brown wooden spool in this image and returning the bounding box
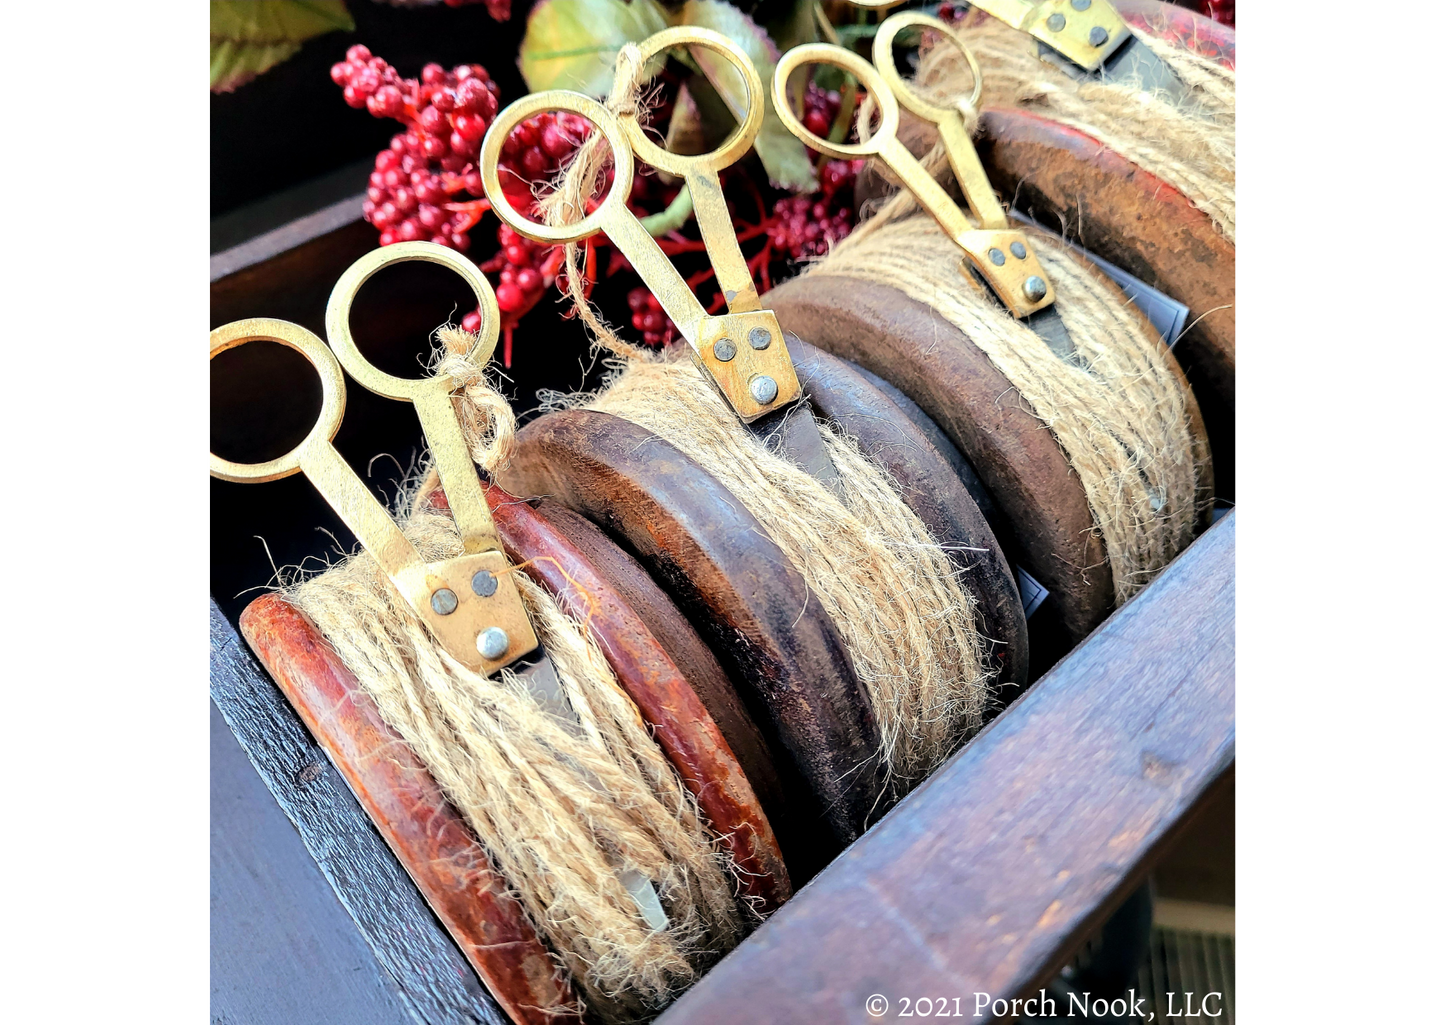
[239,485,793,1024]
[787,336,1027,692]
[498,408,883,862]
[499,341,1030,846]
[857,0,1235,495]
[767,245,1214,646]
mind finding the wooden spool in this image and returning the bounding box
[767,243,1214,646]
[239,485,790,1025]
[498,341,1026,850]
[861,0,1235,494]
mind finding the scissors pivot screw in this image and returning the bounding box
[748,327,773,351]
[478,627,511,661]
[472,569,499,597]
[713,338,738,362]
[749,375,780,405]
[431,588,460,615]
[1024,276,1049,303]
[1010,242,1029,259]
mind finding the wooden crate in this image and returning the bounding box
[210,195,1234,1024]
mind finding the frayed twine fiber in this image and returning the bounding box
[912,13,1235,241]
[807,216,1209,602]
[548,355,992,791]
[537,45,994,791]
[286,327,746,1023]
[539,42,661,364]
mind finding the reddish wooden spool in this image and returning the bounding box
[240,486,790,1024]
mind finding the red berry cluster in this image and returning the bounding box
[441,0,513,21]
[801,82,842,140]
[626,287,676,347]
[331,46,500,250]
[494,111,595,211]
[767,158,864,260]
[480,225,552,318]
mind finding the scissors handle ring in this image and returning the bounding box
[771,44,899,161]
[873,12,983,123]
[325,241,499,401]
[210,318,346,484]
[620,27,764,178]
[479,91,635,246]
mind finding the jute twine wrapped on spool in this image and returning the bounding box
[890,10,1235,241]
[799,212,1212,603]
[285,329,746,1022]
[529,44,994,790]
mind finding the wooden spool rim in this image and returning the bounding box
[241,594,581,1025]
[786,335,1028,691]
[475,484,791,910]
[766,243,1214,643]
[240,485,798,1023]
[499,408,884,859]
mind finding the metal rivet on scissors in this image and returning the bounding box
[480,26,842,485]
[772,14,1059,321]
[210,243,540,675]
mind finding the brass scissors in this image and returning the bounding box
[480,26,841,484]
[772,14,1058,321]
[210,242,541,677]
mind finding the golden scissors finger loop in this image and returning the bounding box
[209,319,347,484]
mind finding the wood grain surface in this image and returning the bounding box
[656,511,1235,1025]
[526,497,792,842]
[500,409,885,857]
[211,700,416,1025]
[788,336,1028,690]
[976,108,1235,499]
[240,595,581,1025]
[768,244,1212,645]
[210,601,509,1025]
[475,485,791,911]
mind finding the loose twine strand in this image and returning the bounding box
[289,326,746,1022]
[535,53,994,793]
[537,43,657,363]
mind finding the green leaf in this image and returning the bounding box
[519,0,670,97]
[210,0,354,93]
[678,0,817,192]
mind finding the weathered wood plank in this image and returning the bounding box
[657,512,1235,1024]
[210,701,415,1025]
[209,600,507,1025]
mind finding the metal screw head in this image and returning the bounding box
[471,570,498,597]
[430,588,459,616]
[713,337,737,362]
[477,627,510,661]
[1089,25,1109,46]
[1009,241,1028,260]
[747,327,772,350]
[1072,0,1092,10]
[1023,276,1049,303]
[988,247,1006,266]
[1047,12,1066,31]
[749,375,779,405]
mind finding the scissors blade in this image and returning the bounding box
[1038,33,1188,104]
[512,646,671,930]
[742,390,843,492]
